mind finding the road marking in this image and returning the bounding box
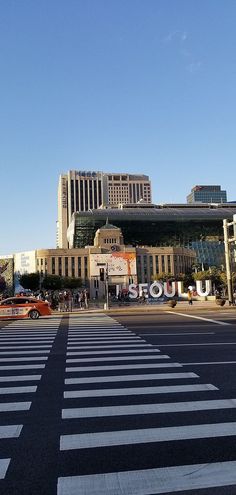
[139,332,215,336]
[0,402,31,412]
[166,311,231,326]
[0,375,41,382]
[67,349,160,356]
[57,460,236,495]
[66,355,170,363]
[155,342,236,347]
[0,386,37,394]
[183,361,236,365]
[0,425,23,439]
[0,357,48,362]
[64,383,217,399]
[66,363,182,372]
[0,459,10,479]
[62,398,236,419]
[0,350,50,355]
[67,344,150,350]
[0,345,51,349]
[0,365,45,370]
[65,372,198,385]
[60,421,236,451]
[68,339,141,343]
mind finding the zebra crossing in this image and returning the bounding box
[0,317,61,481]
[57,314,236,494]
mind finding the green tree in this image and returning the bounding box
[61,277,82,289]
[19,273,40,291]
[42,275,62,290]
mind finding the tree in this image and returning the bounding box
[19,273,40,291]
[61,277,82,289]
[42,275,62,290]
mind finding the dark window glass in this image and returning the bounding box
[80,180,84,211]
[155,255,159,274]
[84,256,88,278]
[75,180,79,211]
[78,257,81,277]
[98,180,102,206]
[149,255,153,275]
[58,257,62,277]
[70,180,74,213]
[52,257,55,275]
[94,181,97,209]
[89,180,93,208]
[85,180,88,210]
[71,257,75,277]
[65,257,68,277]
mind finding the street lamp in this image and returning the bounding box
[223,214,236,305]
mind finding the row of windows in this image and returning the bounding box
[70,179,102,213]
[38,257,87,278]
[103,238,118,244]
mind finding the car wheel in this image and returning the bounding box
[29,309,40,320]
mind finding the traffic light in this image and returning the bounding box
[100,268,105,281]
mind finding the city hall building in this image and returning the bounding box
[67,203,236,268]
[12,223,196,298]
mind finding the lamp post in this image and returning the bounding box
[223,215,236,305]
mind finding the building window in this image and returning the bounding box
[78,257,81,277]
[161,255,165,273]
[65,257,68,277]
[167,255,171,273]
[52,257,55,275]
[84,256,88,278]
[58,257,62,277]
[80,180,84,211]
[70,180,74,214]
[71,257,75,277]
[155,255,159,274]
[149,255,153,276]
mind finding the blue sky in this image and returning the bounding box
[1,0,236,254]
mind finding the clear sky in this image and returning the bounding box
[1,0,236,254]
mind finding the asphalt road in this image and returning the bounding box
[1,309,236,494]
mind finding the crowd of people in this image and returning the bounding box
[27,289,90,311]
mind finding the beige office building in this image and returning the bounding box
[57,170,152,248]
[107,173,152,206]
[35,223,195,298]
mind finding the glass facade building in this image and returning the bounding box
[68,204,236,268]
[187,185,227,204]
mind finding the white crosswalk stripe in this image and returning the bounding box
[0,317,61,479]
[65,372,198,385]
[62,398,236,419]
[58,313,236,495]
[57,460,236,495]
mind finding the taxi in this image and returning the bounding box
[0,297,52,320]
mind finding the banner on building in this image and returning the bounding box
[14,251,36,293]
[0,257,14,295]
[90,252,137,277]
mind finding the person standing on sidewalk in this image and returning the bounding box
[187,289,193,305]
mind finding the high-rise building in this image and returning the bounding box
[187,185,227,204]
[57,170,108,248]
[57,170,152,248]
[107,173,152,205]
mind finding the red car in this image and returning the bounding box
[0,297,52,320]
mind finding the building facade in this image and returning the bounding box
[67,203,236,268]
[36,224,195,298]
[107,173,152,205]
[11,224,196,298]
[57,170,152,248]
[187,185,227,204]
[57,170,108,248]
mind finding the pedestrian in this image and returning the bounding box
[187,289,193,305]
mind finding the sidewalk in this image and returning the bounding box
[53,299,236,316]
